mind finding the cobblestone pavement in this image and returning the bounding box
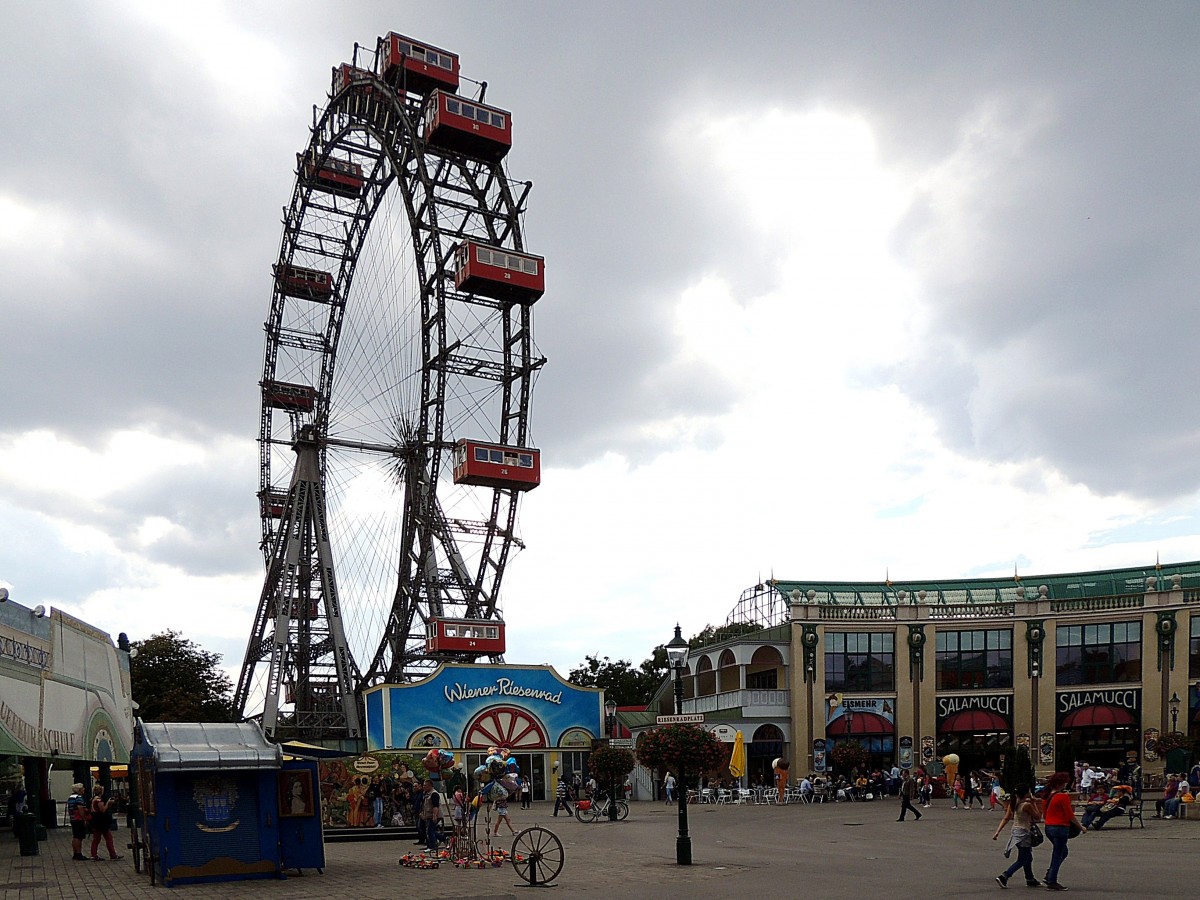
[4,799,1196,899]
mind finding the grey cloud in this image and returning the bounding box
[3,1,1199,620]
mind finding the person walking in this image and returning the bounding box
[520,775,532,810]
[664,772,676,804]
[951,775,965,809]
[66,783,90,861]
[88,784,123,860]
[492,796,516,837]
[897,770,922,821]
[1042,771,1085,891]
[989,775,1004,811]
[552,776,573,817]
[992,783,1042,888]
[968,772,986,808]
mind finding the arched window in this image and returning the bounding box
[752,723,784,743]
[717,649,739,693]
[695,655,717,697]
[747,645,784,690]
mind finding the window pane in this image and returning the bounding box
[474,448,487,462]
[1084,624,1099,645]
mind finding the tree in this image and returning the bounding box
[129,631,239,722]
[688,621,763,647]
[829,740,869,776]
[1000,744,1036,793]
[569,654,665,706]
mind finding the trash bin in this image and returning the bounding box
[17,813,38,856]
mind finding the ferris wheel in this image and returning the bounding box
[235,33,545,740]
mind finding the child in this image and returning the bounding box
[492,798,516,836]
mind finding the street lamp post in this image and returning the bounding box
[1169,692,1181,733]
[666,624,691,865]
[605,699,619,822]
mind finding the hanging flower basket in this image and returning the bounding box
[636,724,723,775]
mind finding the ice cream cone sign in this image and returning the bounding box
[943,753,960,790]
[773,758,790,803]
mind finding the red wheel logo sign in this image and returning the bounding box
[463,706,548,748]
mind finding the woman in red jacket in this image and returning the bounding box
[1041,772,1085,891]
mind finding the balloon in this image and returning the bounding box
[942,754,960,766]
[474,765,490,782]
[500,773,519,793]
[481,781,508,802]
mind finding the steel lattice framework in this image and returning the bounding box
[235,39,543,742]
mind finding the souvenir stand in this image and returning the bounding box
[131,720,285,886]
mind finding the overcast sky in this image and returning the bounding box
[2,2,1199,689]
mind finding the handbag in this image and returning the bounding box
[1067,820,1082,839]
[1028,823,1044,847]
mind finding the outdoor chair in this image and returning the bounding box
[716,789,733,804]
[1126,799,1144,828]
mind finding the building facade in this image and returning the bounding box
[662,562,1200,779]
[1,595,136,823]
[363,663,604,800]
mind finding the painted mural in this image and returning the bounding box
[316,750,465,829]
[364,664,602,751]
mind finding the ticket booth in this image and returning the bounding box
[131,721,285,887]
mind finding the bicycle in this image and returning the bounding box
[574,791,629,823]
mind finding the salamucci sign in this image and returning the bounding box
[1056,688,1139,714]
[936,694,1012,718]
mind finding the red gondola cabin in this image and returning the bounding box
[453,240,544,305]
[426,618,505,654]
[453,440,540,491]
[258,488,288,519]
[298,153,364,199]
[274,263,334,301]
[262,381,317,412]
[379,33,459,96]
[422,90,512,162]
[334,63,373,94]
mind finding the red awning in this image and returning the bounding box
[938,709,1009,734]
[827,711,894,735]
[1060,705,1136,728]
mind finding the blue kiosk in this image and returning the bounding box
[131,721,324,886]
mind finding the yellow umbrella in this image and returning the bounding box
[729,730,746,780]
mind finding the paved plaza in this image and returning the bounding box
[3,798,1196,899]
